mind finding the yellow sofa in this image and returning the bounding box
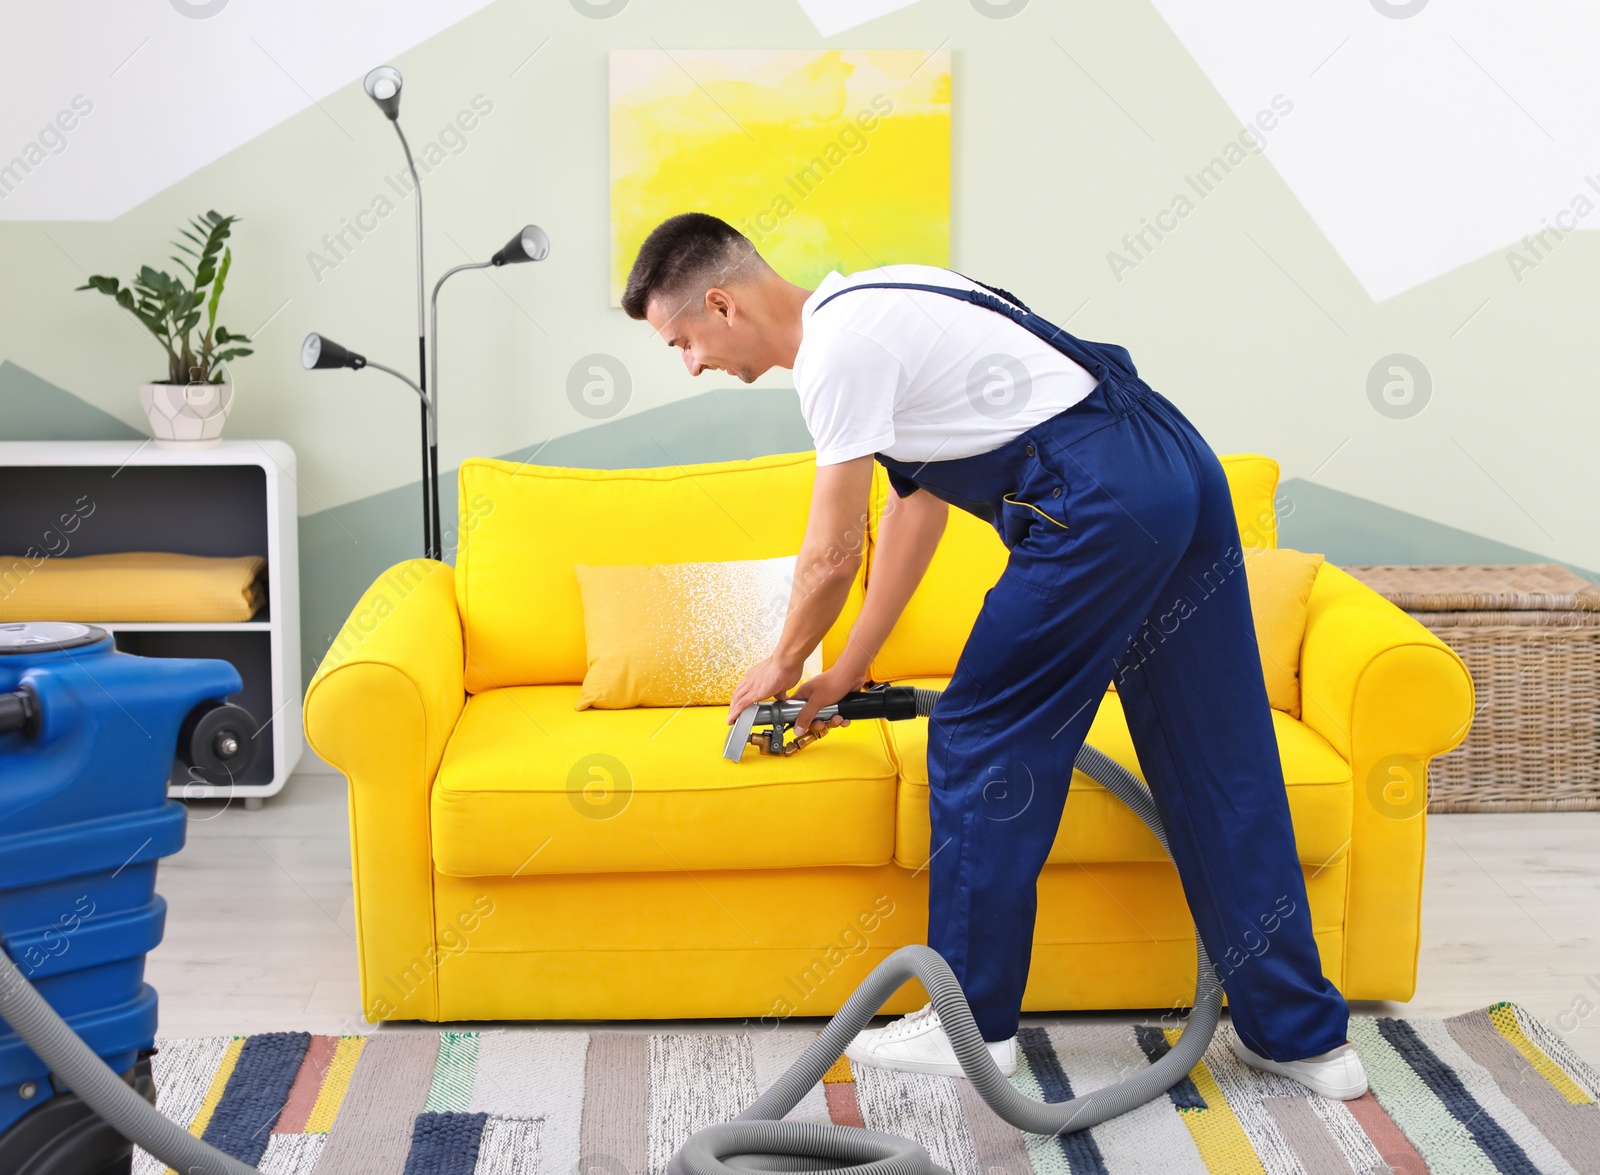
[303,450,1474,1026]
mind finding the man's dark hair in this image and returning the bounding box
[621,212,765,321]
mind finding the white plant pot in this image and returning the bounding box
[140,381,233,450]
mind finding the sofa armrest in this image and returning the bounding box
[1299,563,1475,999]
[303,559,464,1020]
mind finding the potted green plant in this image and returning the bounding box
[78,210,253,449]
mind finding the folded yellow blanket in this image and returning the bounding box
[0,551,267,623]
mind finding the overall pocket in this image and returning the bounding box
[998,457,1070,550]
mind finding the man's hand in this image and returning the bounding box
[725,652,856,741]
[723,460,947,747]
[727,653,851,737]
[727,652,806,724]
[791,662,868,730]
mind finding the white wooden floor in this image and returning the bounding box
[146,772,1600,1069]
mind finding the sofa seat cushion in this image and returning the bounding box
[885,678,1352,868]
[432,685,899,877]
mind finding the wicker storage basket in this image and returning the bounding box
[1343,564,1600,812]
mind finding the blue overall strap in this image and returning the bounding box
[952,273,1032,313]
[812,281,1028,322]
[808,279,1139,500]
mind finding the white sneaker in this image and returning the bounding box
[844,1003,1019,1078]
[1231,1034,1369,1099]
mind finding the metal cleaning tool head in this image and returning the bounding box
[722,683,923,761]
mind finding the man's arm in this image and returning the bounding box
[782,479,947,729]
[727,456,875,722]
[732,473,947,733]
[831,484,948,682]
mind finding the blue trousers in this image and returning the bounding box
[814,280,1352,1062]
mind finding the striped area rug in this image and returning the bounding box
[130,1002,1600,1174]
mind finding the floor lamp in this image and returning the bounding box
[355,67,551,562]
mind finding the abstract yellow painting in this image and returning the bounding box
[609,49,951,306]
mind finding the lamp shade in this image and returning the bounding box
[363,66,404,120]
[491,225,551,266]
[301,333,366,371]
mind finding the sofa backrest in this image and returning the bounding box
[865,453,1283,679]
[455,452,867,692]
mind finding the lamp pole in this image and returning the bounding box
[393,122,435,560]
[428,261,487,559]
[365,65,438,560]
[428,226,550,557]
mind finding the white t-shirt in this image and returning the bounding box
[793,265,1099,466]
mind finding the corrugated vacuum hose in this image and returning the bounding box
[688,687,1224,1175]
[0,941,259,1175]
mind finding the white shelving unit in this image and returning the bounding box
[0,439,303,807]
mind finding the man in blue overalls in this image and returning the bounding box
[623,213,1368,1100]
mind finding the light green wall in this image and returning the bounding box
[0,360,143,441]
[3,0,1595,676]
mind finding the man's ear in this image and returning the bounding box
[705,287,735,323]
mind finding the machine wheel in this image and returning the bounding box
[177,700,260,785]
[0,1054,153,1175]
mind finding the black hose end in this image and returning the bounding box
[835,686,920,722]
[0,686,39,739]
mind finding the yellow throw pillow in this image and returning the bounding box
[1241,546,1325,718]
[573,555,824,710]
